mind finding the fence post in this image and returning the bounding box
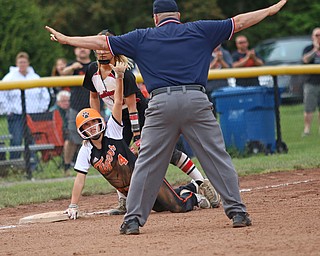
[272,76,288,153]
[21,90,32,179]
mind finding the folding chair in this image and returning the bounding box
[26,110,64,168]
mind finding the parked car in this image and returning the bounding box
[255,36,312,104]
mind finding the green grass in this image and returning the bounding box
[0,104,319,209]
[232,104,320,174]
[0,176,115,208]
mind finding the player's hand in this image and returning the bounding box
[64,204,79,220]
[45,26,68,44]
[110,61,128,79]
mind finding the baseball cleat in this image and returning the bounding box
[106,197,127,215]
[199,179,221,208]
[195,193,211,209]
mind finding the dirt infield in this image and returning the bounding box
[1,169,319,256]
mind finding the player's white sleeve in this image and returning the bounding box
[105,115,123,140]
[74,144,92,174]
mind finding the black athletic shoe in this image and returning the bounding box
[120,218,140,235]
[232,212,252,228]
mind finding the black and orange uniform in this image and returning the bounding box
[74,115,198,213]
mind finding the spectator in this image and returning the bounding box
[207,44,233,103]
[60,47,92,175]
[51,57,68,77]
[301,27,320,136]
[1,52,50,160]
[232,35,264,87]
[49,58,68,106]
[49,90,70,140]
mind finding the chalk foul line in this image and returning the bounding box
[0,179,316,230]
[0,225,17,230]
[240,179,314,193]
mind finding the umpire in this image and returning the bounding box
[46,0,287,235]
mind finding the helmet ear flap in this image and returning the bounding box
[76,108,106,139]
[77,117,105,140]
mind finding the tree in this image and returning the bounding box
[0,0,65,78]
[34,0,224,61]
[217,0,320,51]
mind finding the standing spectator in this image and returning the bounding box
[207,44,233,103]
[51,58,68,77]
[46,0,287,234]
[49,58,68,106]
[60,47,92,175]
[232,35,264,87]
[301,27,320,136]
[1,52,50,160]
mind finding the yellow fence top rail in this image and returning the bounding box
[1,64,320,90]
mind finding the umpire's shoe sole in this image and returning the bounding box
[120,218,140,235]
[232,212,252,228]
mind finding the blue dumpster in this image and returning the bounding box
[212,86,276,153]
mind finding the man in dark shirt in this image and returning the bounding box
[232,35,264,87]
[61,47,92,175]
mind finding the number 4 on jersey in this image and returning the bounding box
[118,154,128,166]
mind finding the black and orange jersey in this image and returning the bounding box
[74,115,136,195]
[74,114,198,213]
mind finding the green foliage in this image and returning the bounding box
[0,0,65,78]
[218,0,320,51]
[1,0,319,78]
[180,0,224,21]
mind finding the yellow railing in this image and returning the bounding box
[1,65,320,90]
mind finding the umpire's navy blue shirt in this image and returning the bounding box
[108,18,234,92]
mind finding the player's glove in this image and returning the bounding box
[130,139,141,156]
[65,203,79,220]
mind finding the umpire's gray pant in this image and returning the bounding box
[124,87,247,226]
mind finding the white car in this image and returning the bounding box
[255,36,311,104]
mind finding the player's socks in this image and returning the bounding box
[176,152,204,182]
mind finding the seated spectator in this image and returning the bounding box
[232,35,264,87]
[1,52,50,161]
[49,90,71,140]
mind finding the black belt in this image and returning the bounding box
[150,85,206,98]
